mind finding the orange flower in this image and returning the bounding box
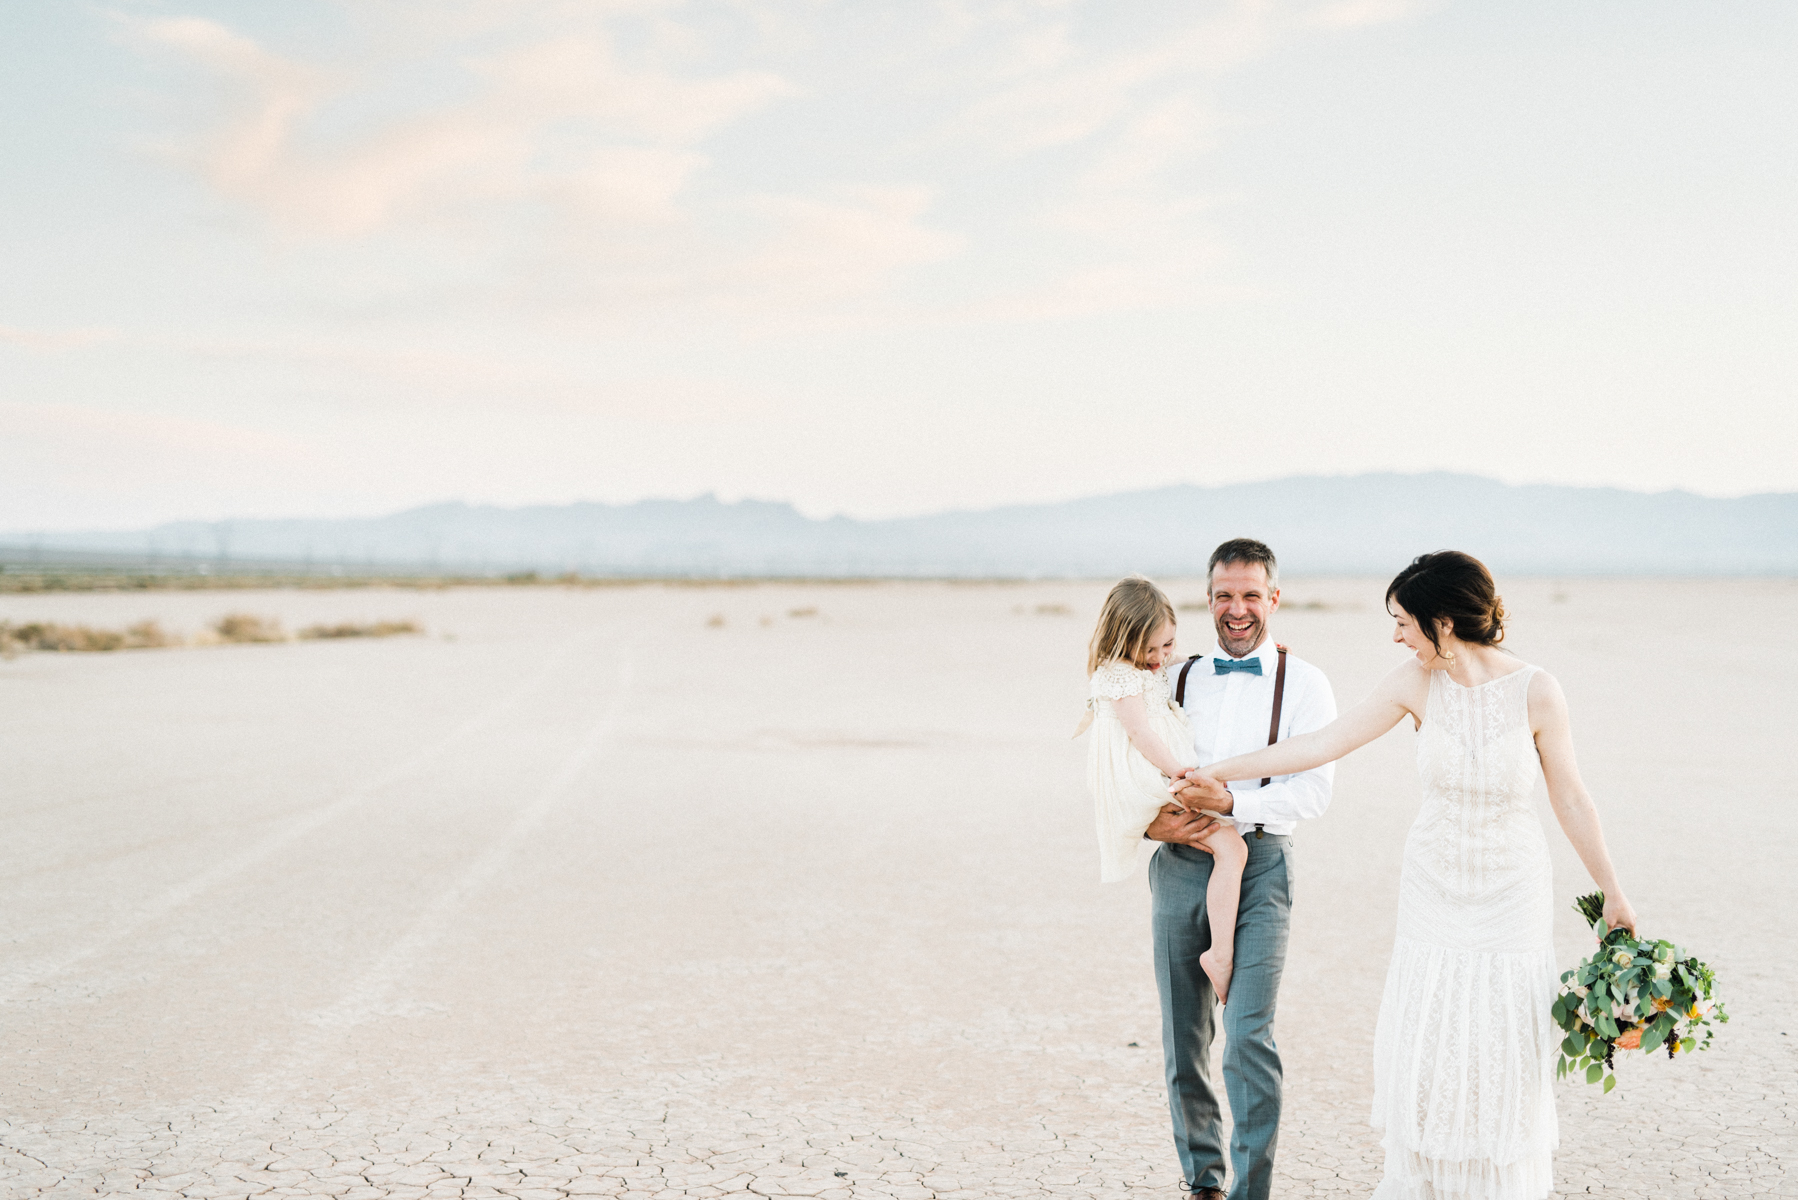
[1615,1027,1643,1050]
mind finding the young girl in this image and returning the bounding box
[1083,576,1247,1002]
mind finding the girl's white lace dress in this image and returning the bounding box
[1371,664,1559,1199]
[1086,660,1197,882]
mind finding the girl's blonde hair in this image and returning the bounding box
[1087,576,1177,674]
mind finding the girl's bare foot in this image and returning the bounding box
[1200,948,1234,1005]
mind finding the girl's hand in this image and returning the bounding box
[1603,892,1638,936]
[1168,770,1233,814]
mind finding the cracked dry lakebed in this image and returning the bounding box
[2,579,1794,1198]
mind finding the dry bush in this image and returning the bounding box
[0,620,176,653]
[213,613,286,643]
[0,612,425,655]
[122,620,174,648]
[298,620,422,640]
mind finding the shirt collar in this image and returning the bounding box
[1205,637,1276,669]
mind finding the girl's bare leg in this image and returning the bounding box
[1196,824,1248,1004]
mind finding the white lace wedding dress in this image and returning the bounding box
[1371,665,1560,1199]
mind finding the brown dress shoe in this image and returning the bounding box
[1188,1188,1225,1200]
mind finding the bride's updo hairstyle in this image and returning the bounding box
[1087,576,1177,674]
[1385,551,1507,658]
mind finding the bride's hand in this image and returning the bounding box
[1168,770,1233,814]
[1165,767,1210,792]
[1603,892,1638,936]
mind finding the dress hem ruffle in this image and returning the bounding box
[1367,1132,1555,1200]
[1369,934,1559,1198]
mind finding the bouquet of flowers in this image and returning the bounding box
[1552,892,1727,1092]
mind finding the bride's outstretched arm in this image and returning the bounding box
[1532,671,1638,933]
[1187,662,1421,790]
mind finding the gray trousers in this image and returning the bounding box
[1150,834,1293,1200]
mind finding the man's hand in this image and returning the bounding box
[1168,770,1234,815]
[1144,803,1223,848]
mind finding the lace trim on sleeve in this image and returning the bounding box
[1089,660,1146,700]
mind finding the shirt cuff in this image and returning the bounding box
[1227,783,1265,826]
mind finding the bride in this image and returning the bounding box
[1172,550,1637,1200]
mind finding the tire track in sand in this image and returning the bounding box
[244,648,636,1097]
[0,635,595,1005]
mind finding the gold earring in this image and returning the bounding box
[1442,648,1457,664]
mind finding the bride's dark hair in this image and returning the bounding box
[1385,551,1506,657]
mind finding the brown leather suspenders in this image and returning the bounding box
[1175,654,1202,707]
[1174,644,1289,754]
[1262,645,1288,787]
[1174,644,1289,839]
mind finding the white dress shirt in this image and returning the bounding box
[1174,636,1337,837]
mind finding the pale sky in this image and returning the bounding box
[3,1,1795,530]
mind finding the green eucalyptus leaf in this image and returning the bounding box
[1603,1073,1616,1094]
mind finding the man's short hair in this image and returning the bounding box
[1207,538,1279,591]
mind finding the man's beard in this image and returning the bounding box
[1214,613,1264,657]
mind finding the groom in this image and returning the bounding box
[1145,538,1337,1200]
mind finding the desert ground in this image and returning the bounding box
[2,577,1793,1199]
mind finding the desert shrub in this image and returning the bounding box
[298,620,421,639]
[17,622,122,651]
[122,620,174,648]
[0,620,176,653]
[213,613,286,643]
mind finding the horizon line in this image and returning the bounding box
[11,469,1798,537]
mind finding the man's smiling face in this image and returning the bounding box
[1208,561,1279,657]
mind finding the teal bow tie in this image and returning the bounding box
[1214,657,1263,675]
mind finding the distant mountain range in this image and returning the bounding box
[8,473,1798,577]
